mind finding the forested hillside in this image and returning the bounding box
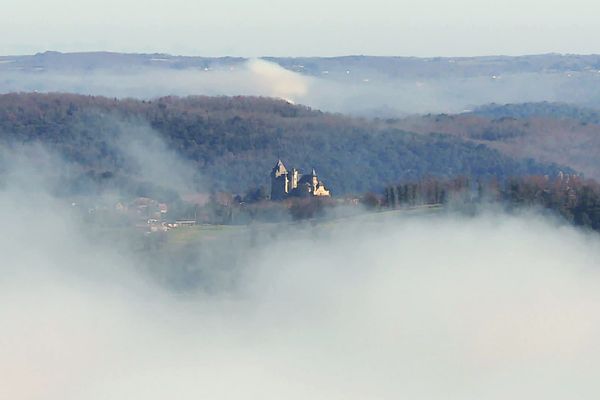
[473,102,600,124]
[394,102,600,180]
[0,93,568,197]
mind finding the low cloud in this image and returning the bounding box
[1,147,600,399]
[246,58,310,101]
[114,121,201,195]
[0,59,311,105]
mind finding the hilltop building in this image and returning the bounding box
[270,160,331,200]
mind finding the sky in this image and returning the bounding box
[2,0,600,56]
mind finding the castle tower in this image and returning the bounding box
[270,160,289,200]
[310,168,331,197]
[289,168,299,190]
[310,168,319,192]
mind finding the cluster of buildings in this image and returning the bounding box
[270,160,331,200]
[76,160,333,234]
[115,197,168,219]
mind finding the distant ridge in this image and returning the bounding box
[3,51,600,78]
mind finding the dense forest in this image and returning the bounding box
[0,93,569,198]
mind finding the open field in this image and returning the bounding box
[162,205,444,249]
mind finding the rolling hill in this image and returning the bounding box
[393,102,600,180]
[0,93,569,199]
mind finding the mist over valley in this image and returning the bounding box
[3,45,600,400]
[3,155,600,399]
[4,52,600,115]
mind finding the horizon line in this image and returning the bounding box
[3,50,600,59]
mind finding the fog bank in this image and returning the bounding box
[2,166,600,399]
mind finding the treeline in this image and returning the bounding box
[381,177,473,208]
[502,175,600,229]
[0,93,569,197]
[376,174,600,231]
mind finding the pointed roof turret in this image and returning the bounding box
[271,159,288,177]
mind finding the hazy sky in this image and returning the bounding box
[2,0,600,56]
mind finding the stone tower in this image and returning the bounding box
[310,168,319,191]
[289,168,300,191]
[270,160,289,200]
